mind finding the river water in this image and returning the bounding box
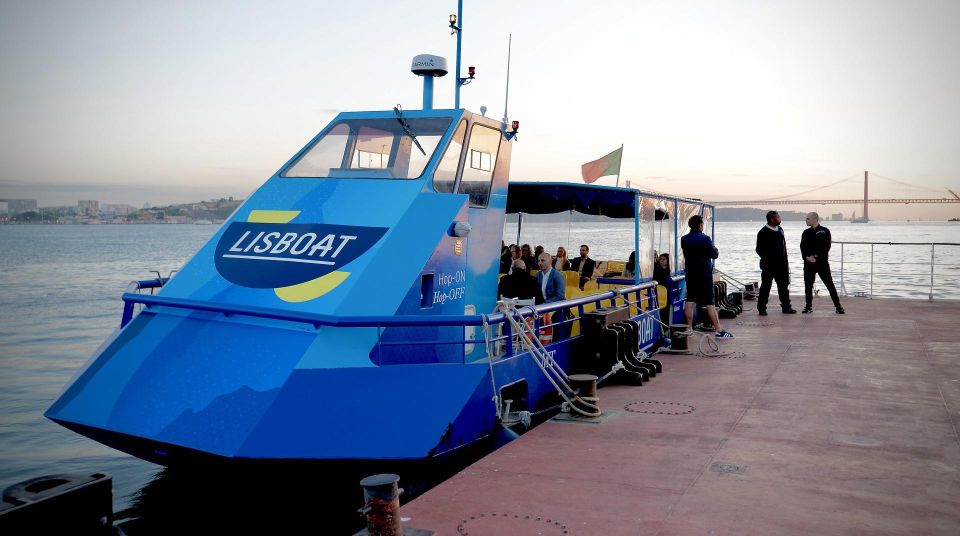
[1,221,957,531]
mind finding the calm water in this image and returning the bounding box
[1,221,958,530]
[511,218,960,301]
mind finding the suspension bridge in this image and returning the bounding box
[711,171,960,221]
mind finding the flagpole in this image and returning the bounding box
[615,144,623,187]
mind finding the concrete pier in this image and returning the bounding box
[403,297,960,535]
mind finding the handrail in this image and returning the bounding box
[831,241,960,302]
[121,293,489,328]
[835,241,960,246]
[120,281,659,330]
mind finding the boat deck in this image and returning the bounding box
[403,297,960,535]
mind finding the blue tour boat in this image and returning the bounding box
[45,20,715,469]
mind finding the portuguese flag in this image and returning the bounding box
[581,146,623,184]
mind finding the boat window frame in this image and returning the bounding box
[457,122,502,208]
[279,116,453,180]
[432,119,469,194]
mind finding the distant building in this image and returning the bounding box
[101,203,136,216]
[1,199,38,215]
[78,200,100,216]
[831,213,843,221]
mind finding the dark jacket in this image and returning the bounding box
[680,229,718,276]
[498,271,544,304]
[756,226,789,272]
[499,253,512,274]
[800,225,832,263]
[570,256,595,278]
[520,255,537,273]
[653,264,671,287]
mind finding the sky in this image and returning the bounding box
[1,0,958,218]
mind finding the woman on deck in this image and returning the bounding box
[553,246,571,271]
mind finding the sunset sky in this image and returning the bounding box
[1,0,958,218]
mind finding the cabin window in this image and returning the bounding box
[281,117,451,179]
[458,124,501,207]
[432,120,467,193]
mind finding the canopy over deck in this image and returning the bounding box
[506,181,708,219]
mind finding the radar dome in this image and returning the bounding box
[411,54,448,77]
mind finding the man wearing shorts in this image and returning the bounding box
[680,215,734,339]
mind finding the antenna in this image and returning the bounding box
[503,33,512,124]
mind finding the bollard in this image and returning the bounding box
[358,474,403,536]
[743,282,757,300]
[669,324,690,351]
[568,374,600,416]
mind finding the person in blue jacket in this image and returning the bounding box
[537,251,567,339]
[680,215,734,339]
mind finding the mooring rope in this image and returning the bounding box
[480,313,502,421]
[497,299,601,418]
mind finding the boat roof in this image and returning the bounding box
[506,181,711,218]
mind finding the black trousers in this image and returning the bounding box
[758,268,791,311]
[804,262,841,307]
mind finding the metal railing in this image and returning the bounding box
[119,280,663,363]
[835,241,960,301]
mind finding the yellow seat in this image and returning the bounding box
[604,260,625,275]
[656,284,668,310]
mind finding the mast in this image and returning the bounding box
[454,0,463,109]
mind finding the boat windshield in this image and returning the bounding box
[282,117,452,179]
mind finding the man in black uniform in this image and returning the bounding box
[755,210,796,316]
[800,212,845,314]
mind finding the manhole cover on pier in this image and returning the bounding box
[624,401,695,415]
[457,512,568,535]
[735,321,775,327]
[710,462,747,474]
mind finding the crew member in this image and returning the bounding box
[680,215,734,339]
[800,212,845,314]
[755,210,796,315]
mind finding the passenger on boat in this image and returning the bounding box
[501,244,521,274]
[755,210,797,315]
[569,244,596,290]
[680,215,734,339]
[537,252,566,304]
[520,244,537,273]
[623,251,637,279]
[498,259,544,304]
[653,253,670,287]
[534,245,545,263]
[537,252,568,339]
[553,246,572,271]
[800,212,845,314]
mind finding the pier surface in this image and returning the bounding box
[404,297,960,535]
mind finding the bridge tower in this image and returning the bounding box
[863,170,869,221]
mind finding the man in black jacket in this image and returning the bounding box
[569,244,596,291]
[755,210,796,315]
[800,212,844,314]
[497,259,544,304]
